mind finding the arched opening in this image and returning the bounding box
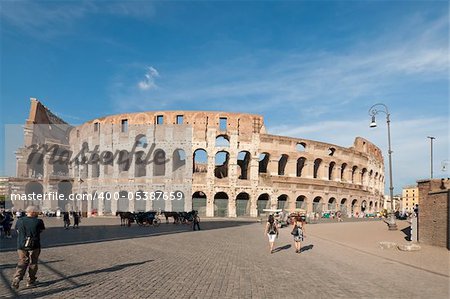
[340,198,348,216]
[214,192,229,217]
[192,191,207,216]
[237,151,251,180]
[193,149,207,173]
[236,192,250,216]
[214,151,229,178]
[328,197,336,211]
[153,190,166,211]
[328,147,336,156]
[278,155,288,176]
[135,134,147,148]
[296,157,306,177]
[277,194,288,210]
[117,191,129,212]
[91,158,100,178]
[313,159,322,179]
[103,192,112,215]
[91,191,98,215]
[25,181,43,208]
[296,195,306,209]
[369,201,373,213]
[257,193,270,216]
[351,199,358,216]
[296,142,306,152]
[258,153,270,174]
[135,151,147,177]
[328,162,336,180]
[53,159,69,176]
[361,200,367,213]
[57,180,72,211]
[118,150,131,172]
[172,191,185,212]
[173,149,186,173]
[351,166,358,183]
[361,168,368,185]
[102,151,114,176]
[341,163,347,181]
[313,196,323,214]
[215,135,230,147]
[153,149,166,176]
[135,190,147,212]
[27,152,44,178]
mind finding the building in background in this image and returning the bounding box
[402,185,419,213]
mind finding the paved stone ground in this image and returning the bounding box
[0,217,449,298]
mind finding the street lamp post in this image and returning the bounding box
[427,136,435,178]
[369,103,397,230]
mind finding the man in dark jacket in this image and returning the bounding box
[11,205,45,289]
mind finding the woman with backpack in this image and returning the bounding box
[265,214,278,254]
[291,215,306,253]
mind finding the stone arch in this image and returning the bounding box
[27,152,44,178]
[102,151,114,176]
[328,197,336,211]
[102,191,112,215]
[91,191,98,215]
[277,194,288,210]
[351,166,358,184]
[135,190,147,212]
[214,192,229,217]
[361,168,368,186]
[313,196,323,213]
[172,190,185,212]
[215,151,229,178]
[118,150,131,172]
[25,181,43,208]
[278,154,288,176]
[193,149,207,173]
[135,134,148,147]
[57,180,72,211]
[173,149,186,173]
[361,200,367,213]
[153,149,166,176]
[153,190,166,211]
[236,192,250,216]
[296,157,306,177]
[215,135,230,147]
[328,161,336,180]
[314,158,322,179]
[257,193,270,216]
[296,142,306,152]
[258,153,270,174]
[237,151,251,180]
[296,195,307,209]
[341,163,347,181]
[192,191,207,216]
[340,198,348,216]
[351,199,359,216]
[135,151,147,177]
[117,190,129,212]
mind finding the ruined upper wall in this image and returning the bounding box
[27,98,68,125]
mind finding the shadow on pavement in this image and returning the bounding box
[401,226,411,241]
[300,244,314,252]
[0,220,255,252]
[273,244,291,253]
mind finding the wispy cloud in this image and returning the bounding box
[1,1,155,38]
[138,66,159,91]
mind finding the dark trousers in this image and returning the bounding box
[13,249,41,282]
[193,222,200,231]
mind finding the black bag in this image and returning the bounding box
[291,225,299,236]
[24,236,34,250]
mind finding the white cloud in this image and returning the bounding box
[137,66,159,91]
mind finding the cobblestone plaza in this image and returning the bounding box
[1,218,448,298]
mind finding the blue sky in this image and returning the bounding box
[1,1,448,194]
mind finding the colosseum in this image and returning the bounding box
[10,98,385,218]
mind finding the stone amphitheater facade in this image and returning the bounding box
[12,98,384,218]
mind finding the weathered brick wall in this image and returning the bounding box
[417,179,450,249]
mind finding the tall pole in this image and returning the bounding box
[427,136,435,178]
[369,103,397,230]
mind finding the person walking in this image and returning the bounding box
[63,212,70,229]
[192,211,201,231]
[291,215,306,253]
[73,211,80,229]
[11,205,45,289]
[265,214,278,254]
[1,210,13,238]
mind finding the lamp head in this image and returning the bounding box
[369,116,377,128]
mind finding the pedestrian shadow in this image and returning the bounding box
[300,244,314,253]
[401,226,411,241]
[273,244,291,253]
[0,259,63,270]
[38,260,153,286]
